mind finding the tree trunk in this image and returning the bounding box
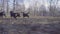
[13,0,15,12]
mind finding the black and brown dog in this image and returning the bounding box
[10,11,20,19]
[21,12,29,18]
[0,11,6,17]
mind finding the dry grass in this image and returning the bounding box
[3,16,60,18]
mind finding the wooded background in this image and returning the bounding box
[0,0,60,17]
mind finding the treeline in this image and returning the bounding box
[0,0,60,17]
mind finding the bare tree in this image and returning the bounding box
[6,0,9,15]
[13,0,16,12]
[1,0,4,11]
[49,0,59,16]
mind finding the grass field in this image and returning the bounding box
[0,16,60,34]
[0,16,60,24]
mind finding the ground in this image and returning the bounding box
[0,16,60,34]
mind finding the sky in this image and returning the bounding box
[0,0,60,9]
[24,0,60,8]
[24,0,49,9]
[6,0,59,11]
